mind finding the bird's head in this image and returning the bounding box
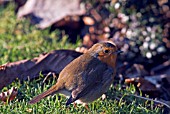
[88,41,122,68]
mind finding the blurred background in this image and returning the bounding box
[0,0,170,113]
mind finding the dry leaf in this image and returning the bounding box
[17,0,85,29]
[0,50,82,90]
[0,87,18,102]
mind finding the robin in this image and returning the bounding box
[29,41,122,110]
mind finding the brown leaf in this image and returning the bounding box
[0,50,82,90]
[17,0,85,29]
[0,87,18,102]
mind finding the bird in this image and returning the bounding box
[29,41,122,110]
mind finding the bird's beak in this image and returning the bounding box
[112,50,123,54]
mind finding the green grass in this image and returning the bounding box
[0,3,163,114]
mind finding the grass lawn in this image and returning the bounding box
[0,3,163,114]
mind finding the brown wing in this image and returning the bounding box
[65,60,114,106]
[57,54,105,91]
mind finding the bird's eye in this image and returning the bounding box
[104,50,109,53]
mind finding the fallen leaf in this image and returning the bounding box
[0,87,18,102]
[17,0,85,29]
[0,50,82,90]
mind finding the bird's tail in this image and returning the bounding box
[29,84,61,104]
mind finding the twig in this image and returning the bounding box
[128,94,170,109]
